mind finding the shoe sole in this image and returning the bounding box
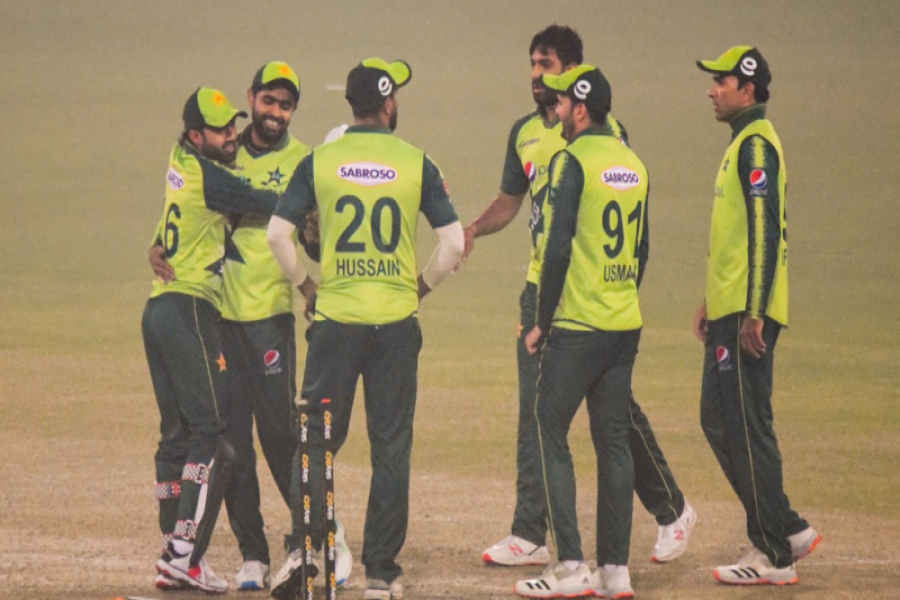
[714,571,799,586]
[237,581,265,591]
[484,554,551,567]
[513,587,594,599]
[793,533,822,562]
[601,592,635,600]
[156,561,227,594]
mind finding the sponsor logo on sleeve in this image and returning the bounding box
[524,161,537,182]
[716,346,732,371]
[167,167,185,191]
[337,162,398,186]
[600,166,641,191]
[749,169,768,196]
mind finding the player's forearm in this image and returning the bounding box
[466,191,525,237]
[421,221,465,291]
[267,215,308,286]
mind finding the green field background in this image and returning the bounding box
[1,1,898,598]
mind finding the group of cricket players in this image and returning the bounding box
[141,22,820,600]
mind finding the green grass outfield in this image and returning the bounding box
[1,2,898,598]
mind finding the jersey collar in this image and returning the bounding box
[346,124,392,134]
[729,104,767,138]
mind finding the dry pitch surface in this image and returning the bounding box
[1,2,898,599]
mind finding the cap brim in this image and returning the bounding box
[386,60,411,87]
[697,59,730,74]
[541,73,567,93]
[206,110,248,128]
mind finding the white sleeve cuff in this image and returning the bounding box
[422,221,464,290]
[267,215,308,286]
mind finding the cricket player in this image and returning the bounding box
[514,65,647,600]
[267,58,463,600]
[693,45,821,585]
[145,87,285,593]
[150,63,353,591]
[464,25,695,568]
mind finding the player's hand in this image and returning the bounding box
[149,244,175,283]
[740,315,766,359]
[524,325,544,355]
[302,211,320,246]
[454,225,477,272]
[692,301,708,343]
[297,276,317,322]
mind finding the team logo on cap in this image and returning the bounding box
[716,346,732,371]
[524,161,537,182]
[601,166,641,191]
[750,169,767,189]
[378,76,392,96]
[167,167,185,191]
[264,349,283,375]
[740,56,758,77]
[573,80,592,100]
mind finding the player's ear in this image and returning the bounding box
[187,128,204,147]
[247,87,255,108]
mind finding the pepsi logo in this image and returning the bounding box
[716,346,732,371]
[749,169,767,189]
[524,161,537,182]
[264,350,281,368]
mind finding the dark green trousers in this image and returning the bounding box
[700,313,810,568]
[513,284,685,548]
[219,313,297,564]
[536,327,641,565]
[142,293,226,542]
[289,316,422,585]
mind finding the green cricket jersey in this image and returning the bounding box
[536,127,649,332]
[220,129,310,321]
[706,105,788,325]
[275,125,458,325]
[501,111,628,285]
[150,141,280,305]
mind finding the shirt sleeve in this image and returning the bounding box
[636,181,650,288]
[737,134,782,318]
[274,153,318,229]
[420,154,459,228]
[536,150,583,331]
[196,156,280,215]
[500,118,530,196]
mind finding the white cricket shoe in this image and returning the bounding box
[335,519,353,586]
[514,562,593,598]
[591,565,634,599]
[788,526,822,562]
[714,548,798,586]
[651,501,697,563]
[364,576,404,600]
[154,571,188,590]
[156,545,228,594]
[483,535,551,566]
[236,560,271,591]
[271,549,317,600]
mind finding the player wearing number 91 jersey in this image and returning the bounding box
[267,58,462,596]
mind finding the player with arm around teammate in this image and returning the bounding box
[144,87,286,593]
[266,58,463,600]
[693,46,821,586]
[514,66,648,599]
[467,24,695,568]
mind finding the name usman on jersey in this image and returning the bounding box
[338,162,398,186]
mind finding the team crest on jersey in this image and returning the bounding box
[716,346,732,371]
[167,167,185,191]
[338,162,397,186]
[524,161,537,182]
[600,166,641,191]
[264,349,283,376]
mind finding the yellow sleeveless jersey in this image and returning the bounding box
[537,128,648,332]
[274,126,458,325]
[220,133,310,321]
[707,106,788,325]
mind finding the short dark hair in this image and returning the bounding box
[737,80,770,104]
[585,106,610,128]
[530,25,583,67]
[350,100,387,120]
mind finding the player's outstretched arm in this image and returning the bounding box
[459,191,526,265]
[420,221,464,299]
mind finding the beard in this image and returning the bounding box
[252,112,287,146]
[202,138,237,165]
[532,78,557,107]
